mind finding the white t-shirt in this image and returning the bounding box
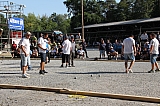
[140,34,148,40]
[150,38,159,54]
[38,37,47,53]
[62,39,71,54]
[20,37,30,54]
[123,37,135,54]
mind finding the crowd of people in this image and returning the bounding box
[8,30,160,78]
[15,31,89,78]
[98,32,160,61]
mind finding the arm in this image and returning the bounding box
[37,44,46,50]
[122,45,124,54]
[21,45,28,56]
[150,45,153,54]
[133,45,136,56]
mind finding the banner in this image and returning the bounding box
[8,18,24,30]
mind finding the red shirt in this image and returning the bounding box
[12,44,17,50]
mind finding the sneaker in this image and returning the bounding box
[72,65,75,67]
[155,69,160,72]
[25,73,30,76]
[148,70,155,73]
[22,74,30,78]
[128,69,133,73]
[39,70,45,75]
[43,70,48,73]
[65,65,68,68]
[68,65,72,67]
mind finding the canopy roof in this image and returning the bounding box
[75,17,160,29]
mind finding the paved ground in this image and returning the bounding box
[0,50,160,106]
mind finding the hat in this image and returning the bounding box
[26,31,31,35]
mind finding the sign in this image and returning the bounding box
[8,18,24,30]
[10,31,22,38]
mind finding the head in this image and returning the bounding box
[71,35,74,41]
[129,35,134,38]
[106,39,110,43]
[150,33,156,39]
[115,39,118,43]
[63,35,68,40]
[101,40,104,44]
[43,33,48,39]
[25,31,31,39]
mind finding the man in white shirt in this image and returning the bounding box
[38,33,48,74]
[148,33,160,73]
[140,32,148,41]
[61,35,72,68]
[122,35,136,73]
[77,47,85,59]
[20,32,31,78]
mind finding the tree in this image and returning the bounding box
[132,0,154,19]
[151,0,160,17]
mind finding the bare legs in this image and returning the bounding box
[125,60,135,73]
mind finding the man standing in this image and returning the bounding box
[122,35,136,73]
[99,39,106,59]
[38,33,48,74]
[148,33,160,73]
[20,32,31,78]
[80,39,89,58]
[69,36,75,67]
[61,35,72,68]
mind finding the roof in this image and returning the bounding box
[75,17,160,29]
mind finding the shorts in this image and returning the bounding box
[150,54,158,64]
[100,50,105,55]
[124,53,135,61]
[62,53,70,63]
[20,54,29,67]
[40,53,46,62]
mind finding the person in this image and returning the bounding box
[80,39,89,58]
[19,32,31,78]
[105,39,112,57]
[11,41,17,58]
[69,36,76,67]
[109,46,118,60]
[148,33,160,73]
[122,35,136,73]
[76,33,81,39]
[31,46,38,58]
[38,33,48,74]
[60,35,72,68]
[45,38,51,63]
[77,47,85,59]
[99,39,106,59]
[140,32,148,41]
[31,35,37,46]
[112,39,118,52]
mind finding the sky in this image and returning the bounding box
[9,0,120,16]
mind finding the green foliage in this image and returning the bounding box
[20,13,70,33]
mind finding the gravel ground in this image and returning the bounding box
[0,50,160,106]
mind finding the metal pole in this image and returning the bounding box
[81,0,84,40]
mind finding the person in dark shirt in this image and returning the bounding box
[80,39,89,58]
[106,40,112,55]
